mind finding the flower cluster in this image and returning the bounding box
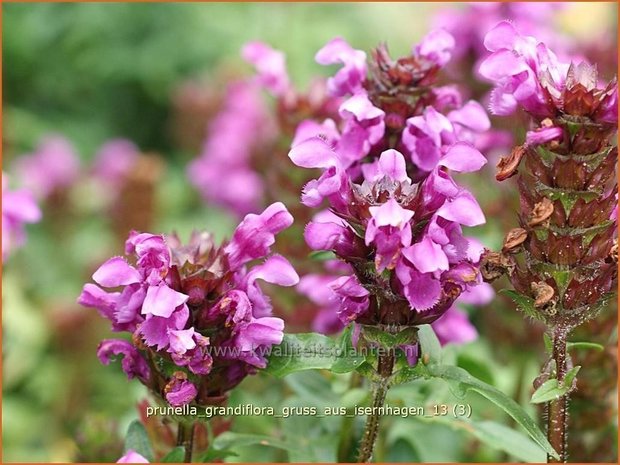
[13,136,80,200]
[187,80,275,216]
[2,173,42,261]
[287,32,493,348]
[300,31,490,179]
[479,22,617,330]
[434,3,569,71]
[188,42,340,218]
[289,142,487,331]
[78,203,298,406]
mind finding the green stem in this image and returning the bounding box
[338,372,362,462]
[177,421,196,463]
[547,327,568,463]
[357,349,394,463]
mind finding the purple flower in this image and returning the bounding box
[188,80,274,216]
[2,174,42,261]
[403,106,488,173]
[434,2,569,65]
[431,306,477,346]
[315,38,367,97]
[117,450,149,463]
[229,316,284,368]
[242,41,290,97]
[414,28,455,67]
[479,21,569,117]
[92,139,139,187]
[330,275,370,324]
[165,373,198,407]
[290,142,486,326]
[526,126,564,146]
[97,339,150,383]
[79,203,297,406]
[297,274,346,334]
[12,136,80,199]
[365,199,414,272]
[225,202,294,268]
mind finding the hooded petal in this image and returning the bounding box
[403,236,449,273]
[436,191,486,226]
[288,136,339,169]
[225,202,293,268]
[142,284,189,318]
[93,257,142,287]
[440,142,487,172]
[247,254,300,287]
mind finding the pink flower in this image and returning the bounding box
[165,375,198,407]
[315,38,367,96]
[242,41,290,97]
[117,450,149,463]
[188,81,273,216]
[13,136,80,199]
[225,202,294,269]
[97,339,150,383]
[92,139,139,187]
[365,199,414,272]
[2,174,41,261]
[79,203,297,406]
[479,21,569,117]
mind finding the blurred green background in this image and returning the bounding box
[2,2,617,463]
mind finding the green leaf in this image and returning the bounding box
[500,289,543,321]
[530,366,580,404]
[265,331,364,377]
[124,420,154,462]
[360,324,398,347]
[418,324,441,365]
[421,417,546,463]
[198,447,238,462]
[331,325,366,374]
[308,250,336,261]
[567,341,604,352]
[530,379,562,404]
[212,432,294,453]
[469,420,546,463]
[422,364,559,460]
[563,366,580,388]
[161,447,185,463]
[543,333,553,353]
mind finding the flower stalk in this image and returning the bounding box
[547,327,568,462]
[176,422,196,463]
[357,372,391,463]
[478,21,618,463]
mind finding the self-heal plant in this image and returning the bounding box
[283,31,558,463]
[478,21,617,463]
[78,202,298,461]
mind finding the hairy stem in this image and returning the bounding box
[547,328,568,463]
[338,372,363,462]
[177,421,196,463]
[357,349,394,463]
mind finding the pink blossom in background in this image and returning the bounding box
[2,173,42,261]
[13,135,80,199]
[91,139,140,187]
[188,80,275,216]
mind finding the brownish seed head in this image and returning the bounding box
[528,197,555,227]
[502,228,528,253]
[531,281,555,308]
[496,146,526,181]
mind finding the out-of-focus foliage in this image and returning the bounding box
[2,2,617,463]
